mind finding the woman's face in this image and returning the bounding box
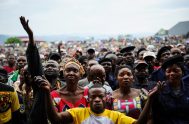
[117,67,134,88]
[64,63,81,83]
[165,64,183,83]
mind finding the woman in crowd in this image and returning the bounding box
[112,65,147,119]
[150,55,189,123]
[50,58,89,112]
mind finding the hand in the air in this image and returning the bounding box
[20,16,33,36]
[148,81,166,99]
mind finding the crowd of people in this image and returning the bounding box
[0,16,189,124]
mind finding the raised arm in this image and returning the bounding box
[20,16,45,123]
[34,76,73,124]
[20,16,43,77]
[20,16,35,46]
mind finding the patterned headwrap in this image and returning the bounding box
[62,58,85,76]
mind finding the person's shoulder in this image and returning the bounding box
[132,88,141,94]
[67,107,88,114]
[112,89,119,98]
[0,83,14,92]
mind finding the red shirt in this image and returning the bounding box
[3,66,16,73]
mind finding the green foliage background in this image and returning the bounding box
[5,37,21,44]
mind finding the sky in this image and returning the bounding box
[0,0,189,36]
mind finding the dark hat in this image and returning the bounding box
[49,52,61,61]
[134,60,148,69]
[162,55,184,70]
[120,46,135,53]
[98,58,112,64]
[137,48,146,56]
[87,48,95,53]
[156,46,171,60]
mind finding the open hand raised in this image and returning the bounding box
[148,81,166,99]
[20,16,35,45]
[20,16,33,36]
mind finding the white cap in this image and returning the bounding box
[143,51,156,59]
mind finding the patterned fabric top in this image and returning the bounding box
[0,89,20,123]
[51,88,88,112]
[113,96,142,119]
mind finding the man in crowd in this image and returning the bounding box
[0,67,21,124]
[3,54,16,74]
[120,46,136,68]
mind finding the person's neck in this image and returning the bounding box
[120,86,131,96]
[46,76,57,87]
[91,108,105,115]
[66,83,77,93]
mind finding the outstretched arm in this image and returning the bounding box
[34,76,73,124]
[19,16,43,77]
[20,16,35,46]
[20,16,45,123]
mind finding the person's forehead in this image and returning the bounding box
[89,87,106,94]
[45,61,59,67]
[119,67,132,73]
[101,61,111,64]
[17,56,26,60]
[161,50,170,54]
[65,63,79,70]
[166,64,181,70]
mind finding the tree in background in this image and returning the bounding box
[5,37,21,47]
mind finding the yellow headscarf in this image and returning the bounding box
[61,58,85,76]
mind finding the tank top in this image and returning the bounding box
[113,96,142,119]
